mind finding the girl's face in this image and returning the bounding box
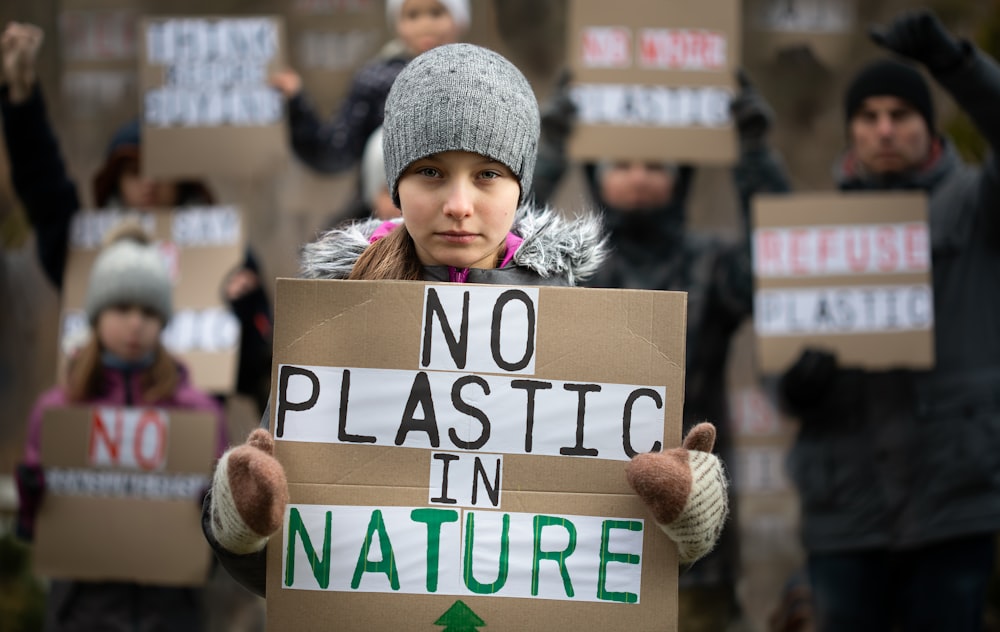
[96,304,163,362]
[398,151,520,270]
[396,0,461,56]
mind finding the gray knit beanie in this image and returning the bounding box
[383,43,540,206]
[85,227,173,324]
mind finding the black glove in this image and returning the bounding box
[539,68,577,150]
[14,463,45,542]
[869,9,965,72]
[779,348,838,412]
[730,70,774,148]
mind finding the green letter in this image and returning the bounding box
[598,520,642,603]
[284,507,332,589]
[351,509,400,590]
[462,512,510,594]
[531,515,577,597]
[411,508,459,592]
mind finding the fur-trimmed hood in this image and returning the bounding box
[300,205,607,286]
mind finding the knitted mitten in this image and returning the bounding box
[625,423,729,564]
[208,429,289,555]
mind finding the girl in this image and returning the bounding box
[16,226,228,631]
[204,43,729,597]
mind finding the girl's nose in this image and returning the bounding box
[442,181,474,218]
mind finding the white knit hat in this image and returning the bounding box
[361,127,387,208]
[385,0,470,31]
[84,226,173,324]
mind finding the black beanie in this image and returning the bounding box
[844,59,935,132]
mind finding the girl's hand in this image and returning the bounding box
[625,422,729,564]
[208,428,289,555]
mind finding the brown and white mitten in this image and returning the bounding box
[625,422,729,564]
[209,428,290,555]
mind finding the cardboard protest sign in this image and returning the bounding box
[33,406,216,585]
[59,207,245,393]
[139,16,288,178]
[747,0,855,68]
[752,192,934,374]
[566,0,740,164]
[265,280,687,630]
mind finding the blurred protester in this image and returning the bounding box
[0,21,273,415]
[536,73,790,630]
[272,0,469,174]
[16,225,226,631]
[774,9,1000,631]
[325,126,402,227]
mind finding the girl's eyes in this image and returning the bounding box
[479,170,502,180]
[416,166,441,178]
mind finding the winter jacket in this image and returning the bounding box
[786,43,1000,553]
[0,85,274,413]
[19,359,226,632]
[203,206,607,597]
[581,146,790,588]
[287,50,409,174]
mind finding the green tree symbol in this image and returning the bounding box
[434,600,486,631]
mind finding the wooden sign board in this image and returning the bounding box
[265,279,688,631]
[139,16,289,178]
[34,406,217,585]
[60,207,245,393]
[566,0,740,164]
[752,191,934,374]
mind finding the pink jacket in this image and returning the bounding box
[24,362,228,466]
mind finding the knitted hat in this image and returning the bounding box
[844,59,935,132]
[360,127,388,208]
[382,43,540,206]
[385,0,470,31]
[84,224,173,324]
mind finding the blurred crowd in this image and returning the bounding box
[2,1,1000,631]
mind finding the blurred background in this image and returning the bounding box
[0,0,997,630]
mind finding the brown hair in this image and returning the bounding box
[66,336,180,403]
[347,223,424,281]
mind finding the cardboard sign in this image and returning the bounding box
[566,0,740,164]
[752,192,935,374]
[266,280,687,630]
[33,406,216,585]
[59,207,245,393]
[748,0,855,67]
[139,16,289,178]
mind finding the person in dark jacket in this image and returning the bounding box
[533,72,790,630]
[0,21,274,415]
[776,9,1000,631]
[202,43,732,600]
[271,0,469,175]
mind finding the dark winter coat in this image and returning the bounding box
[581,146,790,588]
[786,43,1000,553]
[202,206,607,597]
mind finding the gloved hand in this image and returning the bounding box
[207,429,289,555]
[778,348,838,412]
[869,9,965,72]
[625,423,728,564]
[730,70,774,148]
[15,462,45,542]
[539,68,577,151]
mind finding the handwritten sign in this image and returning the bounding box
[265,280,687,630]
[567,0,740,164]
[752,192,935,373]
[34,406,216,585]
[139,16,288,177]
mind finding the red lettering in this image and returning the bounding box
[875,226,898,272]
[904,224,929,271]
[133,409,167,471]
[755,230,783,275]
[89,408,123,465]
[816,229,837,273]
[845,228,870,272]
[789,229,810,276]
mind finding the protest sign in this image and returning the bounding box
[566,0,740,164]
[59,206,245,393]
[33,406,216,585]
[139,16,288,178]
[752,191,934,374]
[265,279,687,630]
